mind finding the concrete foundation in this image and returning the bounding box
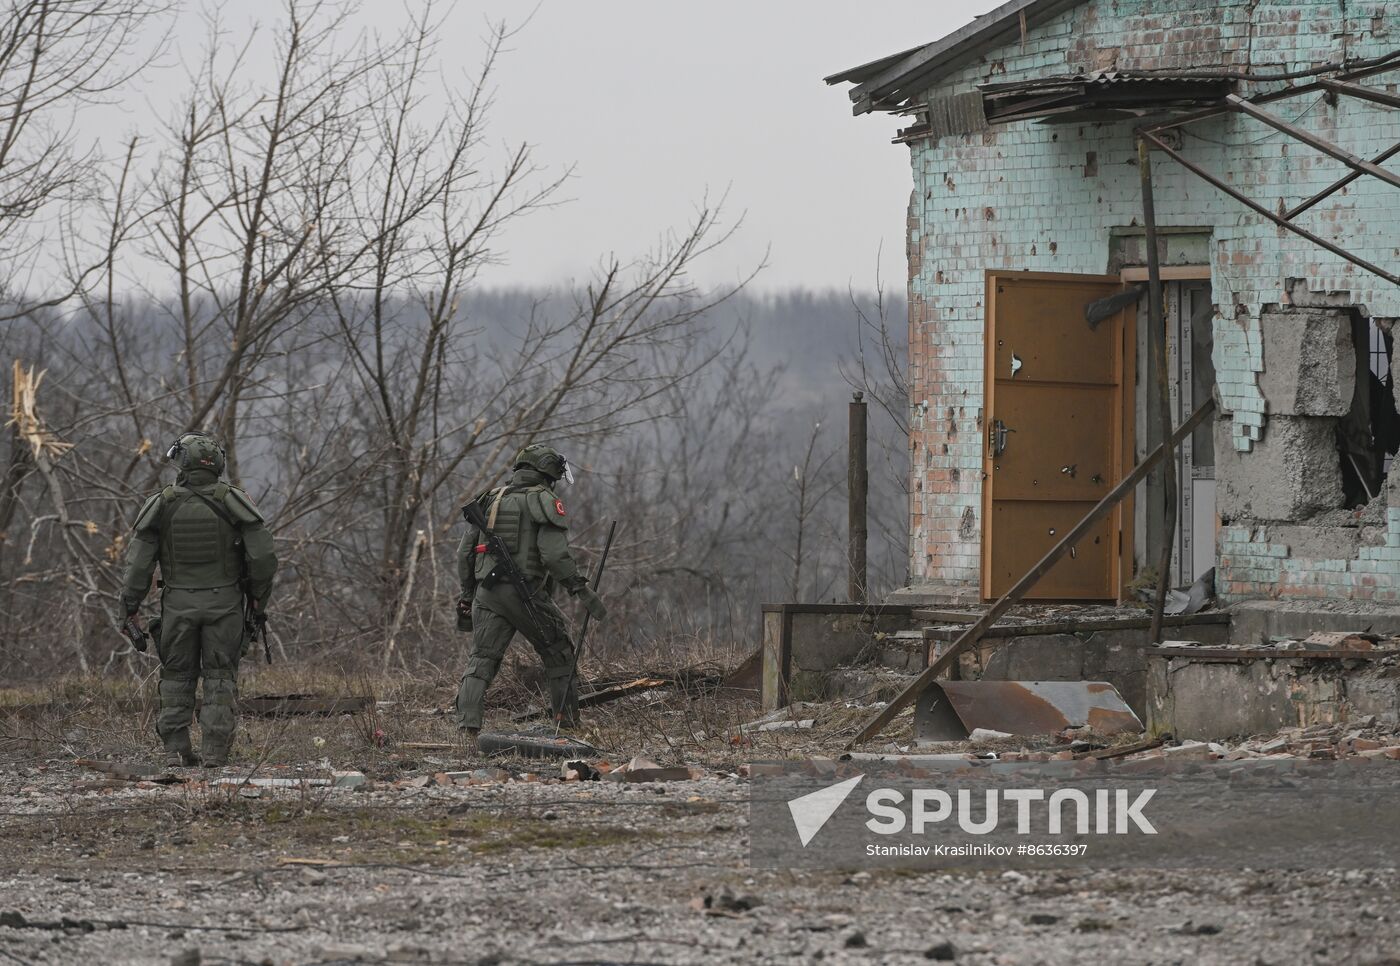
[1147,650,1400,740]
[761,604,917,709]
[932,614,1231,718]
[1229,599,1400,645]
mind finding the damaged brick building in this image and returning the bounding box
[827,0,1400,624]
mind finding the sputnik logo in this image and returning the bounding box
[787,774,864,847]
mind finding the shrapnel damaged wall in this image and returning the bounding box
[904,0,1400,602]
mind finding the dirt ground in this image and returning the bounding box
[4,669,1400,966]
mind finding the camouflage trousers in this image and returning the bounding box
[155,585,244,761]
[455,583,578,730]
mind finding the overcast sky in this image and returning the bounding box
[100,1,1004,294]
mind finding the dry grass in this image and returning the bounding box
[0,651,917,775]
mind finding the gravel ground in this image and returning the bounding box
[4,758,1400,966]
[4,673,1400,966]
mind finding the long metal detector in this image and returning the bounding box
[556,520,617,733]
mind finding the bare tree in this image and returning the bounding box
[0,0,166,318]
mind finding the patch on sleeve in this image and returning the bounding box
[554,499,566,517]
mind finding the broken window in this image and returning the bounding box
[1338,316,1398,508]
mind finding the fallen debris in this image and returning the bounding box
[239,694,375,717]
[510,677,676,722]
[75,759,185,784]
[690,888,762,917]
[1302,630,1380,651]
[604,756,696,783]
[560,759,600,781]
[914,681,1142,743]
[213,777,332,788]
[1076,735,1168,760]
[751,718,815,733]
[476,729,600,760]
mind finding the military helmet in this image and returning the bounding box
[166,431,226,476]
[514,443,572,483]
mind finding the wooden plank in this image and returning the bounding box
[1119,265,1211,282]
[759,602,913,616]
[921,611,1229,641]
[846,398,1216,749]
[760,610,788,712]
[909,609,983,623]
[1147,647,1399,661]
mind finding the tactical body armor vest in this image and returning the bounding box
[474,485,553,584]
[153,483,245,590]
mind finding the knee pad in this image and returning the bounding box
[203,673,237,700]
[158,677,197,703]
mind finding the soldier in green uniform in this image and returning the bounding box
[120,432,278,767]
[455,444,606,742]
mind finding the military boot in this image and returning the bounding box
[164,749,199,768]
[460,727,480,755]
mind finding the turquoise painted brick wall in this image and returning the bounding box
[1218,508,1400,603]
[903,0,1400,598]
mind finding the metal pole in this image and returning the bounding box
[1139,137,1176,648]
[848,391,868,603]
[556,521,617,733]
[846,399,1215,749]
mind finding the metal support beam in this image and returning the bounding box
[1139,138,1176,649]
[1319,77,1400,111]
[1139,131,1400,286]
[845,398,1216,749]
[1140,53,1400,136]
[1285,139,1400,219]
[1226,94,1400,191]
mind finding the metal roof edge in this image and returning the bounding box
[831,0,1090,114]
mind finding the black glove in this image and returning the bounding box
[456,596,473,632]
[121,614,148,653]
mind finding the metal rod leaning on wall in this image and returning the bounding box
[1138,131,1400,286]
[845,398,1216,750]
[1139,137,1177,649]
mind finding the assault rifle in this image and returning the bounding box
[243,595,271,664]
[462,496,551,643]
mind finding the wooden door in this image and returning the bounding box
[981,271,1134,601]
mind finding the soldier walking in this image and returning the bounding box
[120,432,278,767]
[455,444,606,743]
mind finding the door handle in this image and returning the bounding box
[990,419,1013,457]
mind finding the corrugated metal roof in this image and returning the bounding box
[981,69,1248,94]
